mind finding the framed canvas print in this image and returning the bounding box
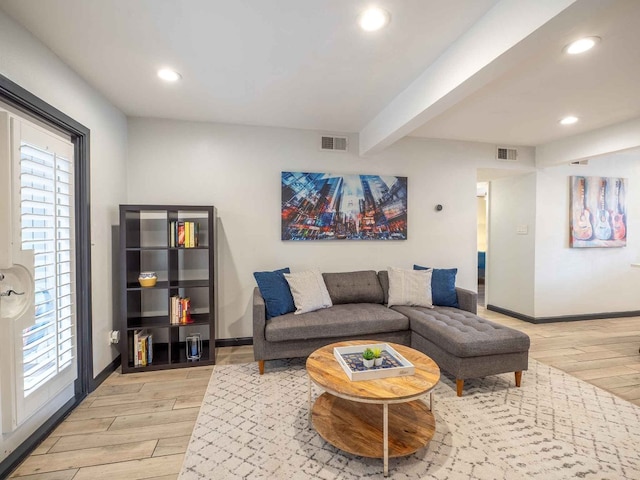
[281,172,407,241]
[570,176,627,248]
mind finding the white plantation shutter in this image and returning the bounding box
[19,143,75,397]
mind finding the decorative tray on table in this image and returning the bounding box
[333,343,415,381]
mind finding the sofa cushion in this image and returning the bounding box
[392,305,530,357]
[265,303,409,342]
[414,265,459,308]
[387,267,433,308]
[284,269,333,314]
[253,267,295,319]
[322,271,384,305]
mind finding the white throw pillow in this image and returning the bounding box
[284,269,333,314]
[387,267,434,308]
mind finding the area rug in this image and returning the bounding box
[179,358,640,479]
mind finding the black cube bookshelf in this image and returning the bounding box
[118,205,217,373]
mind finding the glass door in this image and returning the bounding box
[0,114,77,432]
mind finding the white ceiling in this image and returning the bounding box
[411,0,640,146]
[1,0,639,151]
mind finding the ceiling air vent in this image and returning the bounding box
[321,135,348,152]
[496,147,518,161]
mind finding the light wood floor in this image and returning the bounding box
[8,309,640,479]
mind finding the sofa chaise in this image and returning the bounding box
[253,270,530,396]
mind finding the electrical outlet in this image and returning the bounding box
[109,330,120,344]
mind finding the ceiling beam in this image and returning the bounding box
[536,116,640,166]
[358,0,578,156]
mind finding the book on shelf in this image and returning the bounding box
[147,333,153,365]
[171,295,178,324]
[133,330,140,366]
[139,332,148,366]
[189,221,197,247]
[177,222,185,247]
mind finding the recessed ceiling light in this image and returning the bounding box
[560,116,579,125]
[359,7,390,32]
[564,36,600,55]
[157,68,182,82]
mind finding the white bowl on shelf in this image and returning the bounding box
[138,271,157,287]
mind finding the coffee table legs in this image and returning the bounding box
[311,393,435,477]
[308,379,390,475]
[308,376,312,428]
[382,393,433,476]
[383,403,389,476]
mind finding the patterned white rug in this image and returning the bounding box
[179,358,640,479]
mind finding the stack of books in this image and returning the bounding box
[133,330,153,367]
[169,221,200,248]
[171,295,193,324]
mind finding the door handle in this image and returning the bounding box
[0,289,25,297]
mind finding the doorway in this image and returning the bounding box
[0,74,92,477]
[1,112,78,428]
[477,182,488,306]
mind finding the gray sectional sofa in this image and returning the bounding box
[253,270,530,396]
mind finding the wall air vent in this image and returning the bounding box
[320,135,348,152]
[496,147,518,161]
[570,159,589,166]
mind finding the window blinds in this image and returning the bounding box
[20,143,75,397]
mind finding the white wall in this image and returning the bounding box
[127,118,531,339]
[0,11,127,377]
[487,173,537,316]
[488,149,640,318]
[533,152,640,317]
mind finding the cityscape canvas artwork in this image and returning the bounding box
[281,172,408,241]
[570,176,627,248]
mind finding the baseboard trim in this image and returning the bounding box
[487,304,640,324]
[0,395,80,479]
[90,354,121,392]
[216,337,253,347]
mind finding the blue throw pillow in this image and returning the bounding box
[253,268,295,319]
[413,265,459,308]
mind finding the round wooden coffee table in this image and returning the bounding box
[306,340,440,477]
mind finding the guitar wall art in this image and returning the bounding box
[570,176,627,248]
